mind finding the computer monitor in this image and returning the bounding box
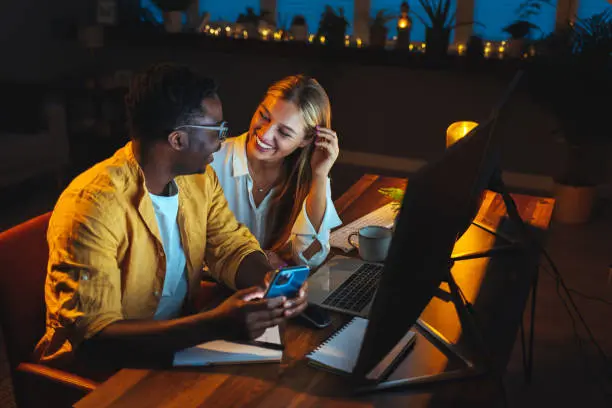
[352,72,524,379]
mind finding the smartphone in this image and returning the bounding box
[264,265,310,299]
[299,304,332,329]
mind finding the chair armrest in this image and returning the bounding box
[17,362,99,392]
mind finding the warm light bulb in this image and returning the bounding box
[356,38,362,47]
[225,26,231,33]
[458,44,465,55]
[398,18,408,29]
[320,35,326,44]
[446,121,479,148]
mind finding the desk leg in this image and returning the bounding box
[520,270,538,384]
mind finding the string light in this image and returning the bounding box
[458,44,465,55]
[319,35,326,44]
[356,38,362,47]
[308,34,314,43]
[409,44,414,51]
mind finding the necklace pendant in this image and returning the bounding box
[257,187,264,193]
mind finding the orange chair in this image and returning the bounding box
[0,213,99,408]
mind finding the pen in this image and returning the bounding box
[249,341,285,351]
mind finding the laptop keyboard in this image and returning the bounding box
[322,263,383,313]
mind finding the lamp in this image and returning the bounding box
[396,1,412,49]
[446,121,478,148]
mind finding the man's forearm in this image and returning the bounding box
[89,309,224,357]
[234,251,273,289]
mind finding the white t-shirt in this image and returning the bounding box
[211,133,342,267]
[150,183,188,320]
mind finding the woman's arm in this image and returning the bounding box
[305,175,328,231]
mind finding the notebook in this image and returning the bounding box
[306,317,417,380]
[173,326,282,366]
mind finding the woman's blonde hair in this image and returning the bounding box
[263,75,331,252]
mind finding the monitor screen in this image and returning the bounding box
[353,72,523,378]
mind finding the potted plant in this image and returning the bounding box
[465,34,485,60]
[370,10,396,48]
[379,188,404,211]
[316,5,349,47]
[237,7,260,38]
[152,0,193,33]
[290,15,308,41]
[412,0,477,61]
[528,11,612,223]
[503,20,539,57]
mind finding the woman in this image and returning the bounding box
[211,75,341,268]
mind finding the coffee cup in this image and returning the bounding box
[348,226,393,262]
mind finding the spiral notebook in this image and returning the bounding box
[306,317,417,380]
[173,326,282,366]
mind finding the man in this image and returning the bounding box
[34,64,307,366]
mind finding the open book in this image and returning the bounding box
[307,318,416,380]
[173,326,282,366]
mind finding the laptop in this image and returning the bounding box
[307,255,383,317]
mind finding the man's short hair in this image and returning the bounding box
[125,63,218,142]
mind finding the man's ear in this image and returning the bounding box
[168,131,187,151]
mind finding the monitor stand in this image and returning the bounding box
[356,173,537,394]
[354,261,493,394]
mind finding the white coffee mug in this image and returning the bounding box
[348,226,393,262]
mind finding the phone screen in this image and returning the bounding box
[264,265,310,299]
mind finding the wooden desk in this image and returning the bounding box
[75,175,554,408]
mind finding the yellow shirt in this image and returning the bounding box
[34,142,263,365]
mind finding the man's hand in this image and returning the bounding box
[262,270,309,318]
[282,281,308,318]
[214,286,287,340]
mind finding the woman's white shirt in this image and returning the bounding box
[210,133,342,268]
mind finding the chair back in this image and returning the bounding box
[0,213,51,370]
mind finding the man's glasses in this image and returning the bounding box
[174,121,229,141]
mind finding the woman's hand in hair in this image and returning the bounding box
[310,126,339,179]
